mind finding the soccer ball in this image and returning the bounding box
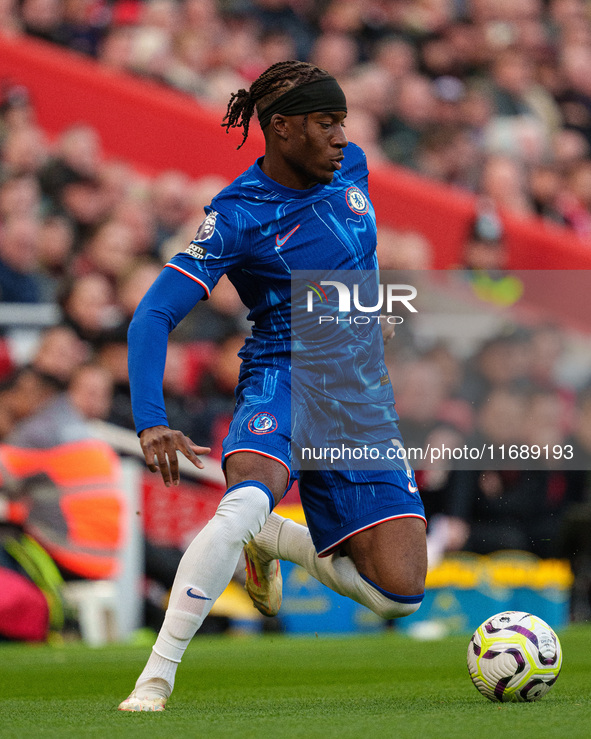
[467,611,562,702]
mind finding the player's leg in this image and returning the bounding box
[343,515,427,604]
[119,452,287,712]
[342,516,427,595]
[250,468,427,620]
[254,514,426,619]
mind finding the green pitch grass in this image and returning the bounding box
[0,625,589,739]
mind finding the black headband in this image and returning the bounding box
[257,77,347,130]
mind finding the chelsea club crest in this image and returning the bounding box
[345,186,369,215]
[248,412,278,434]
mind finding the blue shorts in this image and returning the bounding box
[222,365,293,482]
[222,365,426,554]
[299,468,426,556]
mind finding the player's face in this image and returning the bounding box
[283,111,348,188]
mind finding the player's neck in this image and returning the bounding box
[259,154,317,190]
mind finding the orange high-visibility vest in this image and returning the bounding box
[0,440,126,579]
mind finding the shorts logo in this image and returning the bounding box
[248,412,278,434]
[186,211,218,258]
[345,186,369,215]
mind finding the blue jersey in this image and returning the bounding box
[129,142,400,445]
[168,143,398,436]
[168,143,378,360]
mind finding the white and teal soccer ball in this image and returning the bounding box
[467,611,562,702]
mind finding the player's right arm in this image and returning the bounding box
[127,265,213,486]
[128,206,246,486]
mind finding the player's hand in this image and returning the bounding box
[139,425,211,487]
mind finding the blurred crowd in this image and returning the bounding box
[0,87,252,454]
[1,0,591,625]
[5,0,591,235]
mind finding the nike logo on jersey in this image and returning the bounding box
[275,224,300,247]
[187,588,212,600]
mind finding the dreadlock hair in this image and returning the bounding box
[222,61,332,149]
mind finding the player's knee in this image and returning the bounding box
[215,482,273,543]
[360,573,424,620]
[373,596,422,620]
[369,572,426,602]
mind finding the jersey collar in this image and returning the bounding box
[252,157,331,199]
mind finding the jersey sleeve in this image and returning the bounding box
[127,266,208,434]
[165,207,246,295]
[343,142,370,190]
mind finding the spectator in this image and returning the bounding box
[0,83,34,141]
[395,358,449,451]
[381,74,436,168]
[36,214,76,301]
[97,25,136,72]
[20,0,63,45]
[529,163,566,223]
[566,385,591,469]
[94,324,133,429]
[309,32,360,78]
[556,43,591,150]
[74,219,137,284]
[0,216,42,303]
[527,324,569,392]
[0,174,41,220]
[0,0,22,38]
[32,324,89,385]
[0,124,48,179]
[340,64,391,129]
[8,0,591,242]
[250,0,315,60]
[479,154,534,215]
[58,273,119,342]
[115,258,162,327]
[551,128,590,173]
[376,226,433,270]
[557,158,591,237]
[150,170,193,256]
[39,161,108,247]
[340,108,387,165]
[257,29,298,72]
[56,0,109,58]
[461,198,508,272]
[522,388,568,452]
[99,160,142,215]
[68,362,114,421]
[487,47,540,118]
[162,30,209,95]
[40,123,102,187]
[2,366,82,447]
[460,334,531,407]
[416,123,480,187]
